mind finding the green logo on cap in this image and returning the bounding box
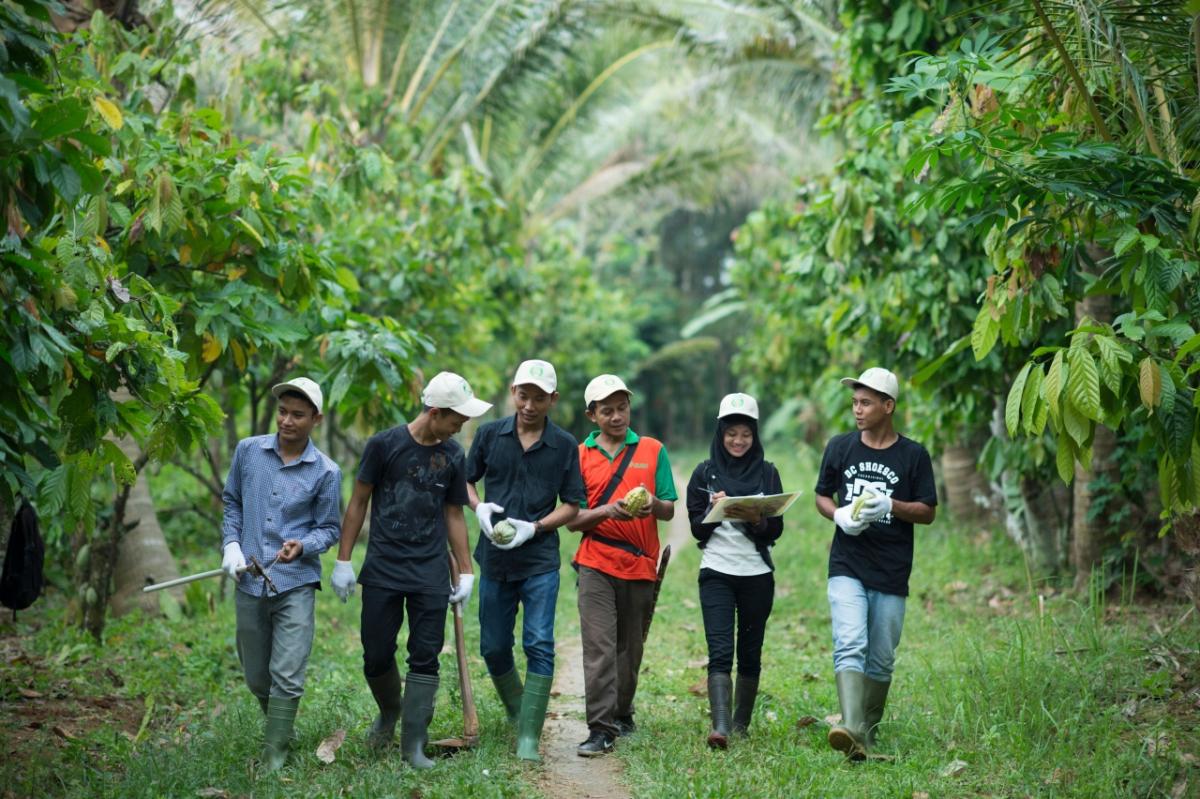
[605,377,617,385]
[531,365,545,376]
[731,396,745,407]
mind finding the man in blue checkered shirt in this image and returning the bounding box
[221,376,342,773]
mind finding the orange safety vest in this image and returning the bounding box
[573,436,664,582]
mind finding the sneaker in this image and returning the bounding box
[576,730,615,757]
[615,715,636,737]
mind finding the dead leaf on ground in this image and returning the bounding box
[824,713,841,725]
[795,715,820,729]
[939,758,968,777]
[681,599,697,609]
[1146,732,1170,757]
[52,725,77,741]
[913,792,930,799]
[315,729,346,764]
[686,659,708,669]
[196,789,230,798]
[801,672,821,682]
[1170,778,1189,799]
[18,688,42,699]
[687,679,706,696]
[945,581,968,593]
[1121,698,1140,718]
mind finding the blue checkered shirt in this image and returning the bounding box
[221,434,342,597]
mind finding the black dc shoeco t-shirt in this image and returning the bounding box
[357,424,469,594]
[815,431,938,596]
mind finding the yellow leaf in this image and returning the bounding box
[233,216,265,247]
[92,96,124,130]
[201,333,221,363]
[179,244,192,264]
[95,236,110,253]
[230,339,247,371]
[228,267,246,280]
[1139,357,1162,409]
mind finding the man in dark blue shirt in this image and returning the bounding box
[466,359,586,761]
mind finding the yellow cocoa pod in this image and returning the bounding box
[492,519,516,545]
[850,490,876,521]
[622,485,650,515]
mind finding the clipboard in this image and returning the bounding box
[701,491,802,524]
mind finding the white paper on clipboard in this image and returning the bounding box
[701,491,802,524]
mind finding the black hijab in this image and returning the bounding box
[707,414,766,497]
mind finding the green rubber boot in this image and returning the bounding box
[257,695,269,715]
[863,676,892,747]
[262,696,300,773]
[491,668,524,724]
[516,672,553,761]
[366,663,403,750]
[828,670,868,761]
[401,672,439,770]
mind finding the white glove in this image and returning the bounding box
[331,560,356,602]
[449,573,475,606]
[833,506,867,536]
[493,518,536,550]
[475,502,504,538]
[858,493,893,522]
[222,542,246,579]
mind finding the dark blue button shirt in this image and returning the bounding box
[467,415,586,581]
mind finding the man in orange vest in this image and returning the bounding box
[567,374,677,757]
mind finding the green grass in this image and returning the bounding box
[2,442,1197,797]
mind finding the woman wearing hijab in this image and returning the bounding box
[686,393,784,749]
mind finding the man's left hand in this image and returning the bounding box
[277,539,304,563]
[858,494,893,522]
[493,518,536,550]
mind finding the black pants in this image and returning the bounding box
[698,568,774,677]
[361,585,447,678]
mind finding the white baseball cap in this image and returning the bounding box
[718,392,759,420]
[421,371,493,417]
[271,377,324,414]
[840,367,900,400]
[512,359,557,394]
[584,374,633,406]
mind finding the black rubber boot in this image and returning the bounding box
[731,674,759,736]
[863,675,892,747]
[706,672,732,749]
[257,695,269,715]
[366,663,403,750]
[828,670,868,761]
[491,668,524,724]
[401,672,438,770]
[262,696,299,773]
[516,672,552,761]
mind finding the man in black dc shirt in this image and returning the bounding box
[332,371,492,769]
[814,367,937,760]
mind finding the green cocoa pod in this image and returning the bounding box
[492,519,517,545]
[850,490,877,521]
[622,485,650,515]
[75,543,91,572]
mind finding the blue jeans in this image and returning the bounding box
[827,576,906,681]
[478,569,559,677]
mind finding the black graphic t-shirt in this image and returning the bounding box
[357,424,469,594]
[815,431,938,596]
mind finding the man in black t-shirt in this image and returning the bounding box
[466,359,586,762]
[814,367,937,760]
[332,371,492,769]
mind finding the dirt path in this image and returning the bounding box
[538,471,692,799]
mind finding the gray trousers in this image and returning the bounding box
[578,565,655,738]
[235,586,316,700]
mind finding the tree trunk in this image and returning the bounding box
[109,432,182,617]
[1016,474,1072,575]
[1171,511,1200,613]
[1069,255,1118,593]
[941,441,998,523]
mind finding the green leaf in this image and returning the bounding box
[99,439,136,486]
[1162,402,1195,463]
[1045,350,1066,415]
[1062,400,1091,446]
[1006,363,1031,437]
[1056,437,1075,483]
[1021,364,1045,435]
[971,304,999,361]
[1067,347,1101,420]
[1113,227,1140,256]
